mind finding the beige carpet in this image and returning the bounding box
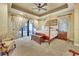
[10,37,79,56]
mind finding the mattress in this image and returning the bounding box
[36,29,58,39]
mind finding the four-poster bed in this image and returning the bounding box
[31,14,69,44]
[31,17,58,44]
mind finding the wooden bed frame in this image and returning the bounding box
[69,50,79,56]
[31,32,50,44]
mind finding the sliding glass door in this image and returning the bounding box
[19,20,36,37]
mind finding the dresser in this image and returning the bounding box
[57,31,67,41]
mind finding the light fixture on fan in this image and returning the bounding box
[33,3,47,11]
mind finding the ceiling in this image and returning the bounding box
[11,3,68,17]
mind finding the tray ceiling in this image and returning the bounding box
[11,3,68,17]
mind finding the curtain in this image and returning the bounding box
[58,16,68,32]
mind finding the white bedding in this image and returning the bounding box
[36,28,58,39]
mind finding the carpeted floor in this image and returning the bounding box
[10,37,79,56]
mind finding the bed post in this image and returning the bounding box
[48,16,51,45]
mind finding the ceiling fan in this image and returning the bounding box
[33,3,47,11]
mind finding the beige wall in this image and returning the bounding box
[0,4,8,36]
[74,4,79,45]
[67,13,74,41]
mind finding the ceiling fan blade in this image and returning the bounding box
[32,8,41,11]
[32,8,38,9]
[34,3,41,8]
[41,3,47,8]
[41,8,47,11]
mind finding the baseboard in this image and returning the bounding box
[67,39,74,43]
[74,43,79,47]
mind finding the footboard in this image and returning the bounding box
[31,34,42,44]
[69,50,79,56]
